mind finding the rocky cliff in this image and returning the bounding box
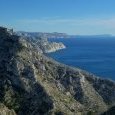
[0,27,115,115]
[16,31,66,53]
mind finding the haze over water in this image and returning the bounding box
[49,37,115,80]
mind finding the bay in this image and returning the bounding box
[48,37,115,80]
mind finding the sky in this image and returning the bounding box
[0,0,115,35]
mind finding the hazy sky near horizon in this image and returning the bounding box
[0,0,115,35]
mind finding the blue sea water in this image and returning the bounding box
[48,37,115,80]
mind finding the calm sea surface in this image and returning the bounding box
[48,37,115,80]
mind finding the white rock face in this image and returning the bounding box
[44,42,66,53]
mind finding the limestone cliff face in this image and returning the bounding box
[0,27,115,115]
[42,42,66,53]
[16,32,66,53]
[34,37,66,53]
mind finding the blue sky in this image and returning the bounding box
[0,0,115,35]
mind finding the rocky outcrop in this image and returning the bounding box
[41,42,66,53]
[0,27,115,115]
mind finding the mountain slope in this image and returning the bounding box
[0,27,115,115]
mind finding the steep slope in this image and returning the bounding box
[0,27,53,115]
[0,27,115,115]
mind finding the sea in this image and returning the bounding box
[48,37,115,80]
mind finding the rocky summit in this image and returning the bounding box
[0,27,115,115]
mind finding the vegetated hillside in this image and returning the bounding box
[0,27,115,115]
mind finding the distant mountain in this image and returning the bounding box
[16,31,115,39]
[16,31,70,38]
[0,27,115,115]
